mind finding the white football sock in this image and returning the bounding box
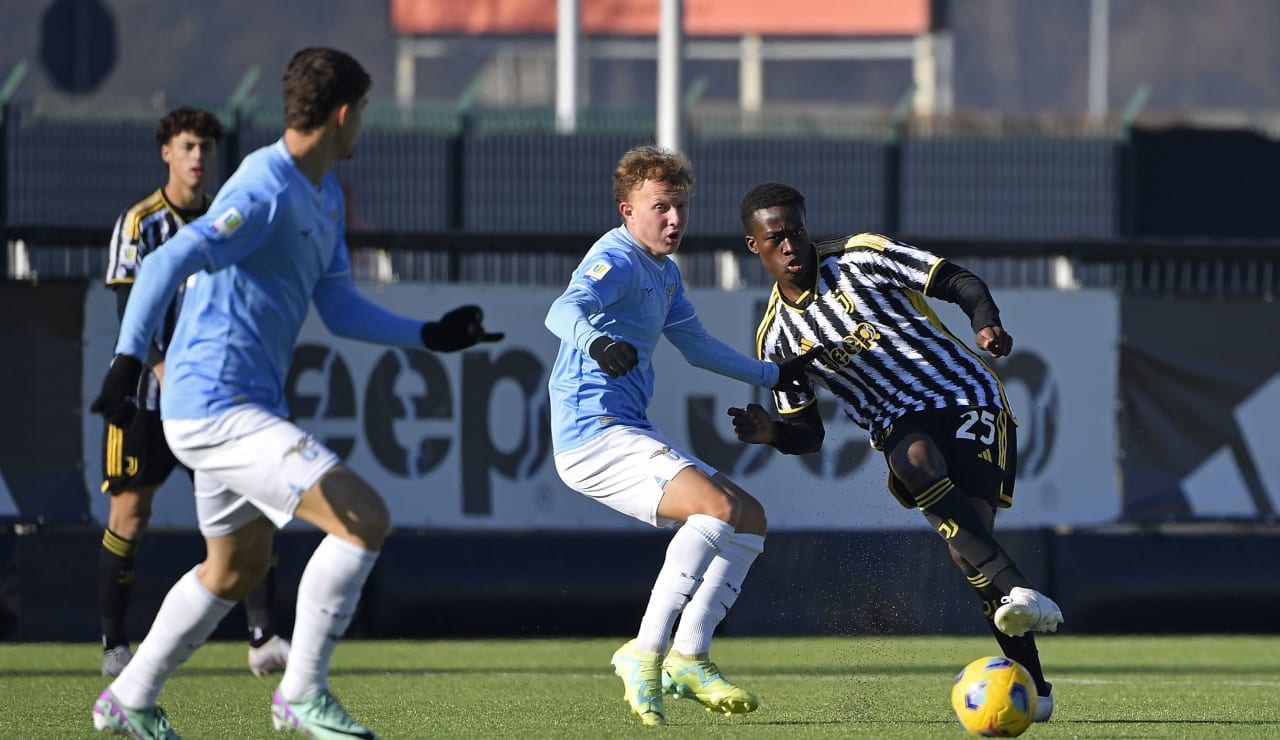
[634,514,733,654]
[111,566,235,709]
[672,532,765,656]
[277,535,379,703]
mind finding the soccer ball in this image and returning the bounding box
[950,656,1037,737]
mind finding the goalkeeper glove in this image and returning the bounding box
[588,336,639,378]
[90,354,144,427]
[421,305,504,352]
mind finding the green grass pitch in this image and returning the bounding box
[3,635,1278,738]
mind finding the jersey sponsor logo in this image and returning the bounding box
[584,261,612,280]
[210,207,244,239]
[811,322,881,370]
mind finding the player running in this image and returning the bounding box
[88,47,502,739]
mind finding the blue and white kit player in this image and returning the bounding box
[89,47,501,739]
[544,145,816,726]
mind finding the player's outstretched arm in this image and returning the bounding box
[727,402,825,455]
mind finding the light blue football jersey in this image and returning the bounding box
[114,139,421,420]
[545,226,776,454]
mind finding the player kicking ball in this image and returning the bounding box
[728,181,1063,722]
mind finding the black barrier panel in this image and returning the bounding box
[686,138,890,238]
[9,526,1280,641]
[901,137,1118,240]
[1129,127,1280,240]
[0,281,90,525]
[1118,296,1280,522]
[461,133,641,234]
[1053,528,1280,633]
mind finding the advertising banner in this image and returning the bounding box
[81,283,1120,530]
[1119,296,1280,521]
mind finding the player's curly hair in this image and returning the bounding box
[739,181,806,234]
[612,145,693,204]
[283,47,372,131]
[154,108,223,147]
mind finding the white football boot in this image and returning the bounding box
[994,587,1064,637]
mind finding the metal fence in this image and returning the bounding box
[4,100,1279,298]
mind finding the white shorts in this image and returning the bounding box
[164,405,341,537]
[553,425,716,528]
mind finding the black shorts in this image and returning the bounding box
[879,407,1018,510]
[100,370,180,493]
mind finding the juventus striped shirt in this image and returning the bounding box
[755,232,1010,447]
[106,188,209,358]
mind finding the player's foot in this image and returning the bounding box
[92,688,181,739]
[994,587,1064,637]
[662,650,760,715]
[610,640,666,726]
[1034,682,1054,722]
[248,635,290,677]
[271,689,377,739]
[102,644,134,678]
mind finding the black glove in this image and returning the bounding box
[90,354,144,428]
[770,345,823,392]
[421,305,504,352]
[589,336,639,378]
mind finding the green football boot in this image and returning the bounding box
[610,640,667,726]
[662,650,760,715]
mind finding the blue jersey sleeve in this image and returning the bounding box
[113,229,211,359]
[663,293,778,388]
[184,189,276,271]
[312,270,424,348]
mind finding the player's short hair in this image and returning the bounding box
[613,144,694,204]
[283,47,372,131]
[739,181,806,234]
[155,107,224,147]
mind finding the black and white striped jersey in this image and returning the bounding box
[105,188,209,358]
[755,232,1010,447]
[106,188,206,286]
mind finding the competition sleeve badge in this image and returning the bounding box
[210,207,244,239]
[585,261,612,281]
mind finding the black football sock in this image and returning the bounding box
[916,477,1029,594]
[244,552,279,647]
[98,528,138,649]
[966,572,1049,696]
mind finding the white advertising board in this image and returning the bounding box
[82,283,1119,530]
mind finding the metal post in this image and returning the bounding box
[556,0,581,134]
[1088,0,1110,120]
[657,0,684,153]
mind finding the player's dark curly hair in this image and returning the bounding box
[739,181,806,233]
[283,47,372,131]
[154,107,224,147]
[613,144,693,204]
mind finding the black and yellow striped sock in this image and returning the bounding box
[917,477,1028,593]
[98,528,138,649]
[967,573,1049,695]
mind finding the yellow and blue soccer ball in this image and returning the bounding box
[950,656,1037,737]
